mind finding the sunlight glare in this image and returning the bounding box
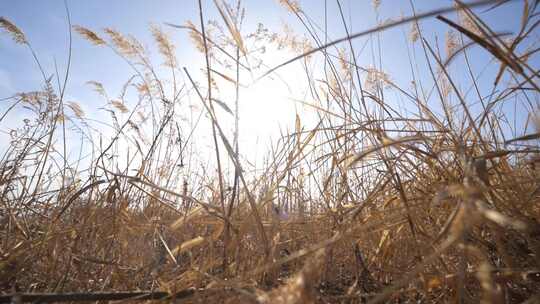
[238,56,302,163]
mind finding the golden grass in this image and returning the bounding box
[1,1,540,303]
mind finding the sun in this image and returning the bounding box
[236,52,304,161]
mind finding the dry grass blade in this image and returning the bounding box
[442,31,511,68]
[261,249,325,304]
[210,68,239,85]
[505,132,540,144]
[342,135,426,169]
[171,206,204,230]
[0,291,191,303]
[171,236,205,256]
[436,15,524,73]
[210,98,234,115]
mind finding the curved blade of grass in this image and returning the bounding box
[258,0,499,80]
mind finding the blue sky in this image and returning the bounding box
[0,1,528,92]
[0,0,535,168]
[0,0,526,96]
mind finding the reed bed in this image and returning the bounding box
[1,0,540,303]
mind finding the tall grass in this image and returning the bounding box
[1,0,540,303]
